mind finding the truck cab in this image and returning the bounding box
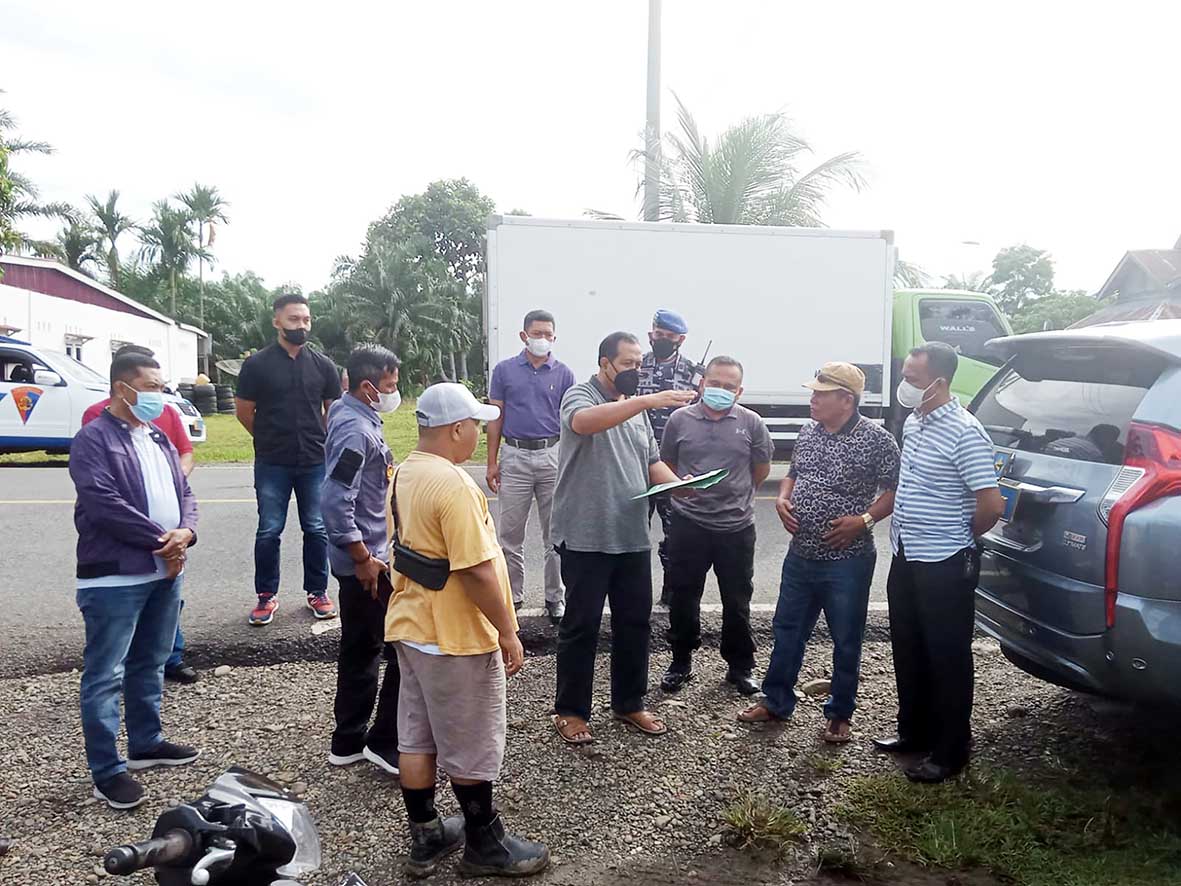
[0,336,205,454]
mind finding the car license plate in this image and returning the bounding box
[998,481,1020,522]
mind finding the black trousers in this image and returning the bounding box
[648,497,675,592]
[555,546,652,722]
[666,514,756,672]
[886,544,980,768]
[331,573,400,757]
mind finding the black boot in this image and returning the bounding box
[726,669,760,696]
[457,813,550,878]
[661,659,694,693]
[406,815,464,879]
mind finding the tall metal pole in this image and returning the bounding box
[643,0,662,222]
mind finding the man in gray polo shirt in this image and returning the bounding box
[549,331,694,745]
[658,356,772,697]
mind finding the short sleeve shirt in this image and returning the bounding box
[788,416,901,561]
[660,403,773,532]
[550,377,660,553]
[236,343,342,466]
[890,400,999,562]
[384,451,518,655]
[636,351,704,443]
[488,352,576,440]
[82,398,193,456]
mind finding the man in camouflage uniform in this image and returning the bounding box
[637,309,705,606]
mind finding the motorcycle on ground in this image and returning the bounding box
[103,768,365,886]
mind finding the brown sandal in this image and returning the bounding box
[612,710,667,736]
[822,719,852,744]
[552,714,594,746]
[737,703,788,723]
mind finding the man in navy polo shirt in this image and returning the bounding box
[486,310,576,623]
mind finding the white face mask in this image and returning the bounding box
[526,337,552,358]
[376,389,402,414]
[896,378,940,410]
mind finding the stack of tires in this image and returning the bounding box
[177,382,195,404]
[216,384,235,415]
[191,383,218,416]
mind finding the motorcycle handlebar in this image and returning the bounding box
[104,829,194,875]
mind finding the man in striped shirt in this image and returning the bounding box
[875,342,1005,784]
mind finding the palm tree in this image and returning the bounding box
[33,217,103,275]
[0,98,74,253]
[895,259,930,289]
[137,201,207,317]
[177,184,230,329]
[944,271,992,292]
[87,190,135,284]
[621,94,865,227]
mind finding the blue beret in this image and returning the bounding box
[653,309,688,334]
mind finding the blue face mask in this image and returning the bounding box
[701,386,737,411]
[122,383,165,423]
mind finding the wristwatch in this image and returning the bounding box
[861,513,876,533]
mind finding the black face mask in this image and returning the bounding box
[650,337,679,361]
[611,365,641,397]
[282,327,308,346]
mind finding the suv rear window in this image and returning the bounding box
[919,299,1006,365]
[973,346,1161,464]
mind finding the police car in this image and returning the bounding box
[0,336,206,454]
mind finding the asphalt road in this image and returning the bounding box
[0,464,892,676]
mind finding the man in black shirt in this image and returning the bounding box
[235,292,343,626]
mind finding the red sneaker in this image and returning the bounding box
[249,596,279,626]
[306,593,337,620]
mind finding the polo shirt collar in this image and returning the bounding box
[920,397,961,424]
[516,350,554,369]
[342,391,381,427]
[687,401,736,421]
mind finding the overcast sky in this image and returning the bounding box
[3,1,1179,295]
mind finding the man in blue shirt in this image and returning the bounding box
[323,345,403,777]
[486,310,576,623]
[875,342,1005,783]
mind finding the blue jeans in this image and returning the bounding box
[77,577,182,782]
[253,460,329,598]
[165,599,185,669]
[761,550,876,721]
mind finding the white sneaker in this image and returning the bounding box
[328,750,366,766]
[364,745,400,776]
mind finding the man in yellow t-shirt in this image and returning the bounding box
[387,383,549,880]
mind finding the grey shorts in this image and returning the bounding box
[394,642,507,782]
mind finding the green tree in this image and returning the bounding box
[34,216,103,275]
[895,259,930,288]
[943,271,992,292]
[0,96,73,252]
[988,244,1055,314]
[1010,290,1102,334]
[625,94,865,226]
[87,190,135,283]
[177,183,230,329]
[137,200,207,317]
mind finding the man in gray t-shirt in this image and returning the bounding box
[658,356,773,697]
[550,332,694,747]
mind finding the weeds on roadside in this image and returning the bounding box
[808,753,843,776]
[840,768,1181,886]
[722,792,807,855]
[815,836,876,881]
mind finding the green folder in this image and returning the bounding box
[632,468,730,499]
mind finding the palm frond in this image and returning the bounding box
[5,138,53,155]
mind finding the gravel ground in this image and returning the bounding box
[0,626,1165,886]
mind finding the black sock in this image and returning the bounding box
[452,781,495,831]
[401,785,437,824]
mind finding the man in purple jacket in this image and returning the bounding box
[70,351,201,810]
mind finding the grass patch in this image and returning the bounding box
[722,792,808,854]
[808,753,844,776]
[841,769,1181,886]
[0,401,489,467]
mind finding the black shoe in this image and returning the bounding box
[513,600,523,613]
[545,601,565,626]
[363,745,400,776]
[164,663,199,684]
[661,662,694,693]
[872,734,929,755]
[127,740,200,771]
[457,813,550,878]
[93,772,146,810]
[658,590,672,607]
[905,757,966,784]
[406,815,464,879]
[726,670,760,696]
[0,835,9,856]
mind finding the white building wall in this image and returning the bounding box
[0,284,200,383]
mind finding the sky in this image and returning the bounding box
[3,0,1179,295]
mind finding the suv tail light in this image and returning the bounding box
[1103,422,1181,628]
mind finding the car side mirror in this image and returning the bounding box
[33,370,64,386]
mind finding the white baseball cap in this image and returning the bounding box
[415,382,500,427]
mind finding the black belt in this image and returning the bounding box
[504,436,559,450]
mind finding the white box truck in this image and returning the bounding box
[484,215,896,453]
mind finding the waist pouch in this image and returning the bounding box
[391,468,451,590]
